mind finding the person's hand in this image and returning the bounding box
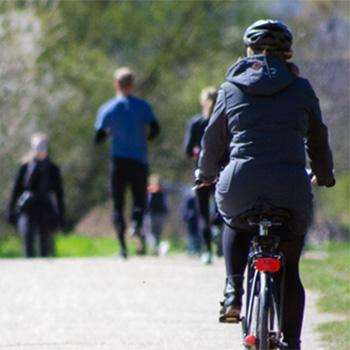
[192,169,217,190]
[192,180,213,191]
[311,175,318,186]
[311,175,336,187]
[192,146,200,160]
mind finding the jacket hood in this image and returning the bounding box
[225,55,296,96]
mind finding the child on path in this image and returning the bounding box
[146,175,168,255]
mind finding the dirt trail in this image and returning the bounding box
[0,256,332,349]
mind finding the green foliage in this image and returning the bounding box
[1,0,348,227]
[28,0,270,220]
[316,172,350,227]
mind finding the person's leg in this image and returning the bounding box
[17,213,35,258]
[111,158,128,256]
[150,214,163,250]
[196,186,212,261]
[129,162,148,228]
[279,236,305,350]
[147,214,157,252]
[129,161,148,254]
[211,183,224,256]
[212,208,224,257]
[37,215,52,257]
[222,224,252,276]
[187,220,200,255]
[220,224,253,319]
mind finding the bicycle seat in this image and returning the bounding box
[241,208,291,226]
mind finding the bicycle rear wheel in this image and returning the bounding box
[257,272,271,350]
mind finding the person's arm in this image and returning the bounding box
[94,104,112,144]
[183,119,196,158]
[7,165,26,224]
[143,102,160,141]
[148,120,160,140]
[52,166,65,228]
[197,87,228,183]
[305,82,335,187]
[94,129,108,144]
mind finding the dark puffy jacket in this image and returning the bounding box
[198,55,334,235]
[8,158,65,225]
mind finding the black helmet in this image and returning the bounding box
[243,19,293,51]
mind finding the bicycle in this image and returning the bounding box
[221,207,290,350]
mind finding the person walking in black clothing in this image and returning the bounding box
[94,67,160,258]
[7,133,65,257]
[184,87,223,264]
[196,20,335,349]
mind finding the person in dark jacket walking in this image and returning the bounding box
[196,20,335,350]
[94,67,160,258]
[7,133,65,258]
[184,87,224,264]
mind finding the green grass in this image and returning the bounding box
[301,242,350,350]
[55,234,118,257]
[0,233,119,258]
[318,321,350,350]
[0,232,186,258]
[0,233,22,258]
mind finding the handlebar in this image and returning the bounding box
[192,181,209,191]
[306,168,336,187]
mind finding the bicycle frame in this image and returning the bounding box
[241,219,286,350]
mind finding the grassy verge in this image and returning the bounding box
[301,242,350,350]
[56,234,119,257]
[0,232,186,258]
[0,232,22,258]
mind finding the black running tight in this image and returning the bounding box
[196,185,213,253]
[111,157,148,250]
[223,224,305,344]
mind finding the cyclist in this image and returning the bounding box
[196,20,335,349]
[184,87,225,264]
[95,67,160,258]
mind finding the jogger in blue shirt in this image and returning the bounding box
[95,67,160,257]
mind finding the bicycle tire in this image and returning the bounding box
[245,268,259,334]
[257,272,271,350]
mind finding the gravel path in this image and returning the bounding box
[0,256,331,349]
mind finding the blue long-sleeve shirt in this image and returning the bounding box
[95,95,157,164]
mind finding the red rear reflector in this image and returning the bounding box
[255,258,281,272]
[245,335,256,346]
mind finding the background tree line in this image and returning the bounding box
[0,0,349,239]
